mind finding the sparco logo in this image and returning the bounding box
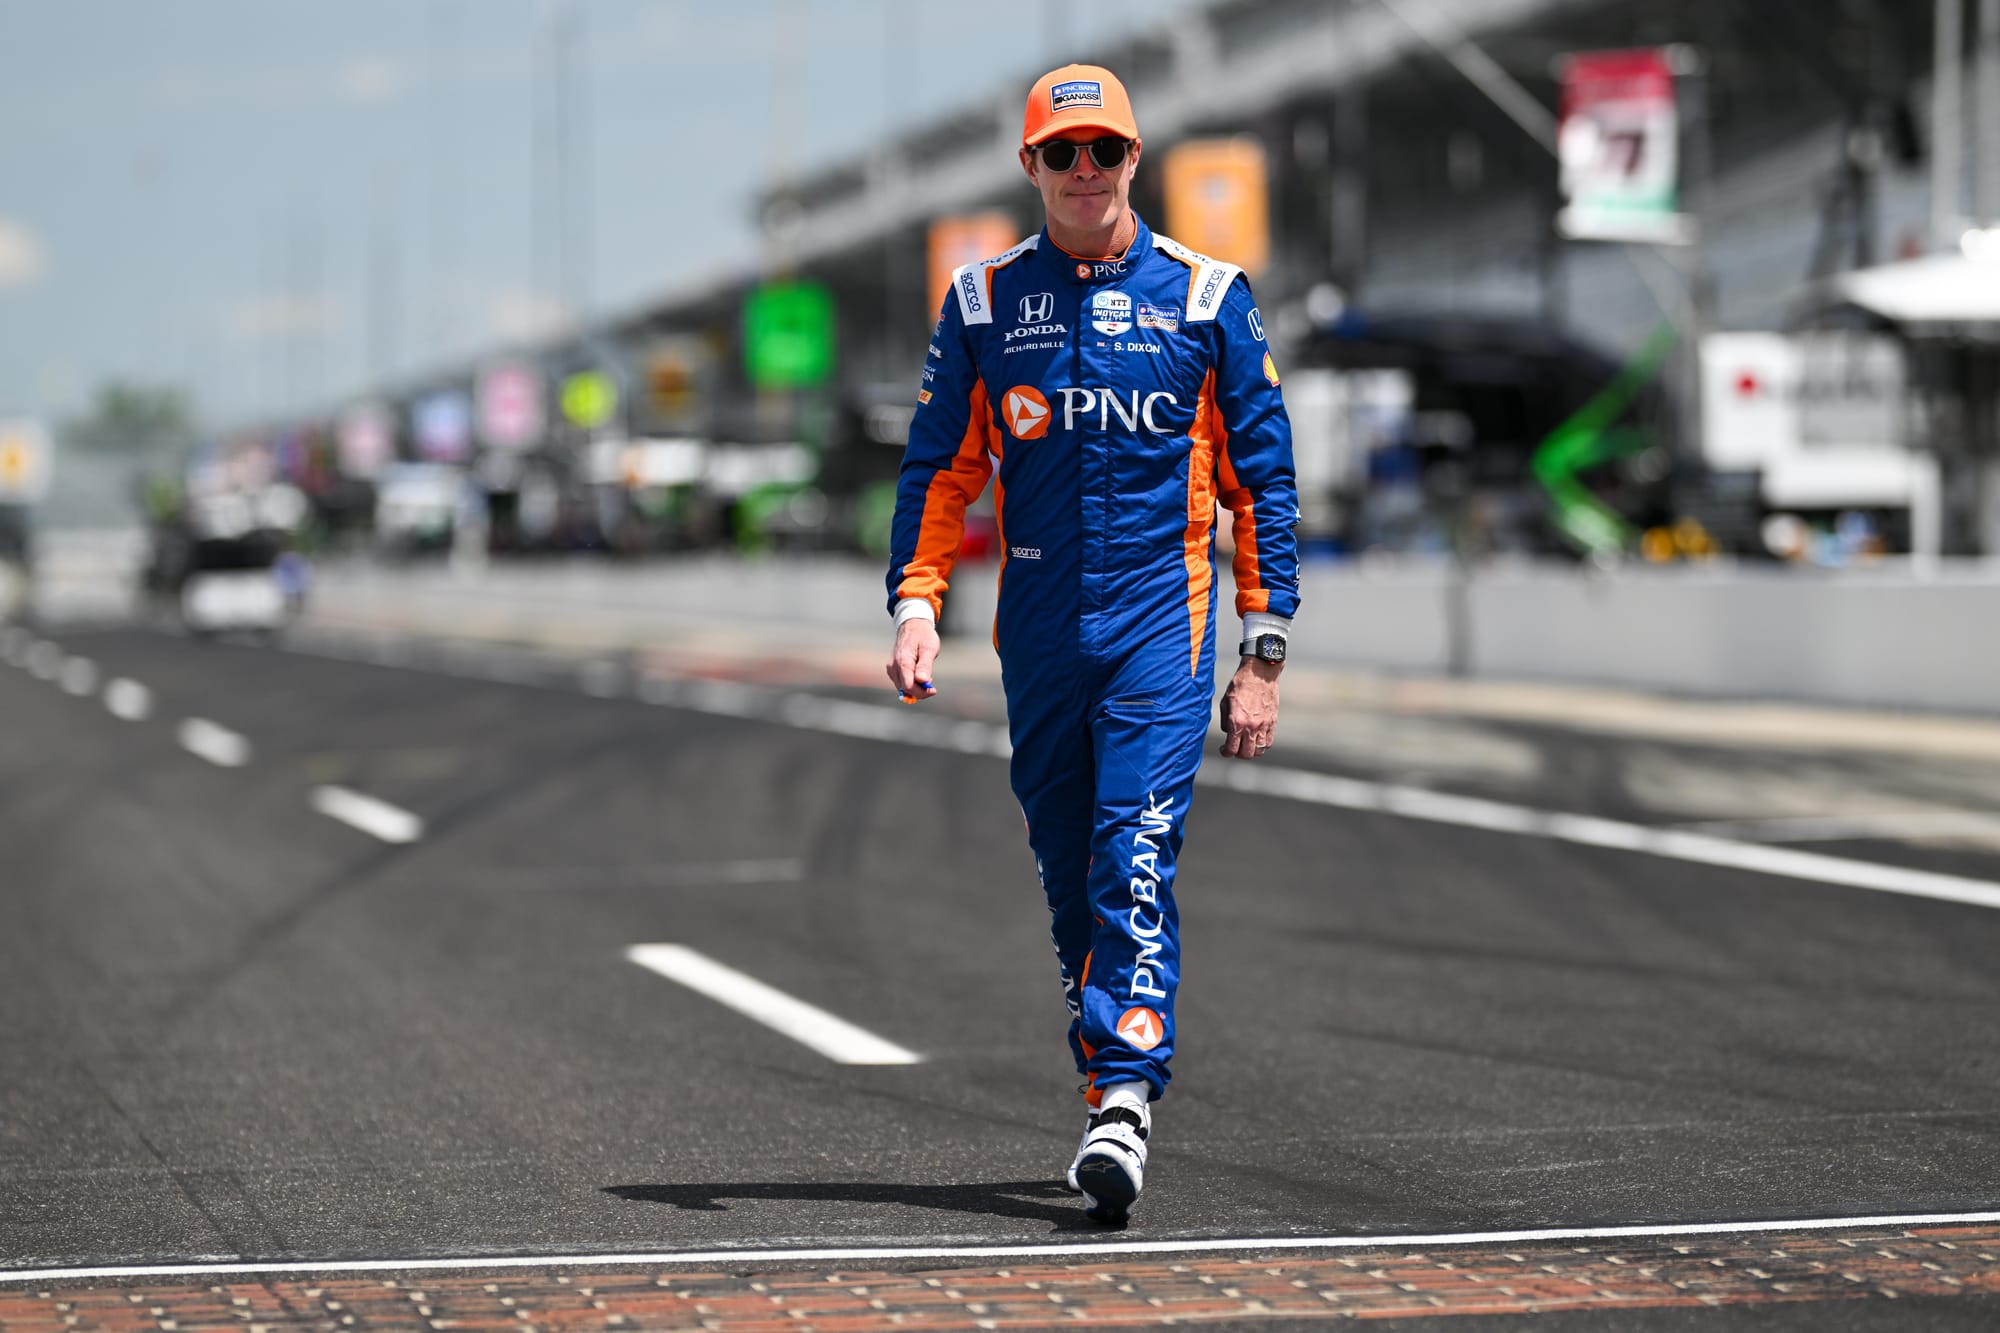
[1127,792,1175,1001]
[958,269,983,313]
[1058,386,1177,433]
[1198,267,1228,307]
[1019,292,1054,323]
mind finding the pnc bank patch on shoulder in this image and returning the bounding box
[1051,79,1103,112]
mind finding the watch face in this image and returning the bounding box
[1261,636,1286,663]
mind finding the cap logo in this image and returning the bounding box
[1051,79,1103,112]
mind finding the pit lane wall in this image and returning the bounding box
[293,556,2000,715]
[1267,560,2000,715]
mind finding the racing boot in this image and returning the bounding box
[1063,1109,1092,1193]
[1072,1085,1151,1225]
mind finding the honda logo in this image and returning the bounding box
[1019,292,1054,324]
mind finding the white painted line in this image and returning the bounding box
[4,1207,1998,1284]
[177,717,251,768]
[24,640,63,680]
[1684,812,2000,844]
[58,656,99,696]
[282,639,2000,915]
[1207,755,2000,914]
[626,943,922,1066]
[103,677,153,721]
[310,785,424,844]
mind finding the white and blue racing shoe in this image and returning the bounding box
[1070,1100,1150,1225]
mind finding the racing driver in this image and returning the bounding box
[884,63,1300,1225]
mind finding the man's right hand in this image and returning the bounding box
[886,617,941,702]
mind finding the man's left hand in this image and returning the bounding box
[1219,658,1282,760]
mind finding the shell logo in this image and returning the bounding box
[1003,385,1052,439]
[1261,351,1281,387]
[1115,1006,1164,1051]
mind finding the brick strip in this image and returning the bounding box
[5,1224,1999,1329]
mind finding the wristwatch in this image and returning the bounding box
[1239,634,1287,664]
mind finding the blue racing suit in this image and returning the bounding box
[886,212,1300,1103]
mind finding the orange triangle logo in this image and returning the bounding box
[1004,386,1051,439]
[1115,1006,1163,1051]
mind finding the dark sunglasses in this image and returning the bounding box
[1033,136,1132,172]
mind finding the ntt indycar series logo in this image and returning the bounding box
[1003,384,1178,438]
[1090,290,1132,336]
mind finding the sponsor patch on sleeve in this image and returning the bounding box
[1051,79,1103,112]
[1135,303,1180,332]
[917,389,933,406]
[1261,351,1281,387]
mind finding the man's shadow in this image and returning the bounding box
[605,1180,1103,1231]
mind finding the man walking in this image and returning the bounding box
[884,64,1300,1225]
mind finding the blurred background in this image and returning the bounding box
[5,0,2000,710]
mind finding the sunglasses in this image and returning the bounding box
[1032,136,1132,172]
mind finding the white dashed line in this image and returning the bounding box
[4,1208,1997,1283]
[177,717,252,768]
[626,943,922,1066]
[310,785,425,844]
[24,640,63,680]
[58,656,98,696]
[103,678,153,721]
[284,638,2000,916]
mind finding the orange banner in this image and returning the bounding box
[1162,138,1270,278]
[927,213,1020,316]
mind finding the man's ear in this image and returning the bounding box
[1018,147,1038,184]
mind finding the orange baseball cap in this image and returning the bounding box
[1022,64,1139,146]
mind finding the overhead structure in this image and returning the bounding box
[1829,253,2000,330]
[757,0,1578,271]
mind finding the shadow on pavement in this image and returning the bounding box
[605,1180,1100,1230]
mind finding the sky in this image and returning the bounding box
[0,0,1194,430]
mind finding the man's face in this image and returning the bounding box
[1020,131,1140,238]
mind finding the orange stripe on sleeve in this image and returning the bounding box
[1183,371,1220,677]
[898,379,996,618]
[1212,391,1269,617]
[990,475,1007,650]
